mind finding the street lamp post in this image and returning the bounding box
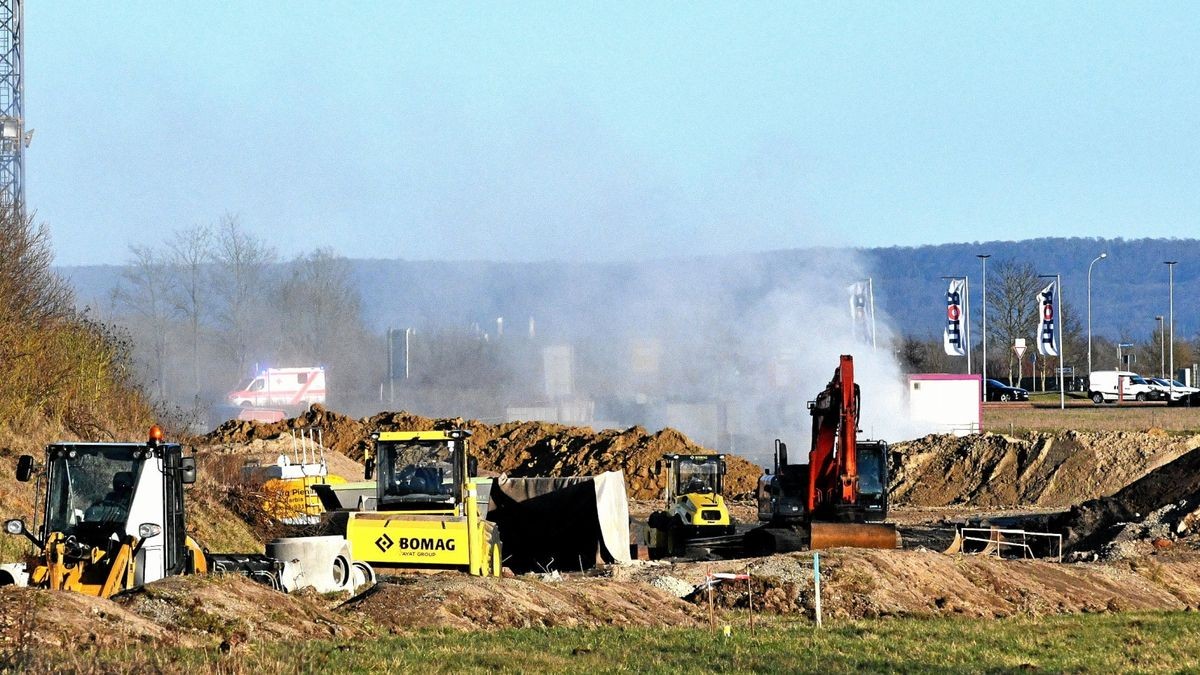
[1087,253,1107,380]
[1166,261,1177,396]
[977,254,991,402]
[1156,315,1165,379]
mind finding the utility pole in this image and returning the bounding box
[1166,261,1177,398]
[977,254,991,400]
[0,0,27,217]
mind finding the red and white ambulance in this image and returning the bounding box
[227,367,327,407]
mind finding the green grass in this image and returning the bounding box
[17,611,1200,674]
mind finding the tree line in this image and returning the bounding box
[106,215,380,419]
[896,258,1198,386]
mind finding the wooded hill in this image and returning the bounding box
[64,236,1200,342]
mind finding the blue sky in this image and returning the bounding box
[27,2,1200,265]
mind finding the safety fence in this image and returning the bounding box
[946,527,1063,562]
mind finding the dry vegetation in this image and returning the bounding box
[0,208,153,436]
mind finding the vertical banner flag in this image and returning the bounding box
[943,278,966,356]
[1037,280,1059,356]
[848,281,869,343]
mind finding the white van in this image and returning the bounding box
[1088,370,1154,404]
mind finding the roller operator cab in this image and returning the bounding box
[647,454,736,555]
[3,426,209,597]
[347,430,501,576]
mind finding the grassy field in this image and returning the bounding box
[16,611,1200,674]
[985,395,1200,433]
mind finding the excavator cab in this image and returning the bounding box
[853,441,889,523]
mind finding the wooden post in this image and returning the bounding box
[707,570,715,634]
[747,572,754,632]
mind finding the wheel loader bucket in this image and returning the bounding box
[809,522,900,550]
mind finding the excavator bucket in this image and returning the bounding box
[809,522,901,550]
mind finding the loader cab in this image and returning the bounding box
[662,454,725,501]
[370,430,471,512]
[8,433,197,587]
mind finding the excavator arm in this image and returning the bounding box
[807,354,863,516]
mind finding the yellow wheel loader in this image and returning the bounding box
[1,427,286,597]
[2,427,369,598]
[647,453,736,556]
[346,430,501,576]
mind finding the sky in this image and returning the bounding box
[26,2,1200,266]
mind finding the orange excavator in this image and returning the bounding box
[747,354,900,552]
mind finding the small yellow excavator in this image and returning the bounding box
[346,430,501,576]
[647,453,736,556]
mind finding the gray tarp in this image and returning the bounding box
[487,471,631,573]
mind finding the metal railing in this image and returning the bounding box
[948,527,1063,562]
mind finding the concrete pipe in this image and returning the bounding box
[267,535,356,593]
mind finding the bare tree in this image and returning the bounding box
[277,248,362,361]
[113,245,175,400]
[0,207,72,327]
[169,224,213,394]
[211,214,276,376]
[988,259,1041,385]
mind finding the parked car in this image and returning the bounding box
[1149,377,1200,405]
[1143,378,1174,402]
[985,379,1029,402]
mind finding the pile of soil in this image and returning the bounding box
[344,576,703,631]
[890,431,1200,509]
[0,575,367,653]
[203,407,762,499]
[1053,446,1200,558]
[660,549,1200,620]
[201,436,365,482]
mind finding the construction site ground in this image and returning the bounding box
[6,406,1200,670]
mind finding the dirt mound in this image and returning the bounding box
[115,574,368,644]
[202,436,365,482]
[657,549,1200,620]
[890,431,1200,508]
[1053,446,1200,557]
[343,575,703,631]
[205,404,367,458]
[203,407,762,499]
[0,574,365,658]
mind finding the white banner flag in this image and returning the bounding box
[1037,280,1059,357]
[943,278,966,356]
